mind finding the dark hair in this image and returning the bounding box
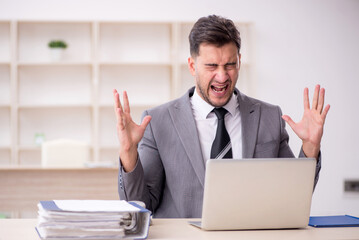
[189,15,241,57]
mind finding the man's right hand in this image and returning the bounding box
[113,89,152,172]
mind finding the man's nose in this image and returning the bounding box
[215,67,229,82]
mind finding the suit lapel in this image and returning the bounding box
[167,88,260,186]
[168,88,205,187]
[237,90,261,158]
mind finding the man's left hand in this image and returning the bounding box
[282,85,330,158]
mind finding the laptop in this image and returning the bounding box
[189,158,316,230]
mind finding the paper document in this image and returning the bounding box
[36,200,151,240]
[54,200,140,212]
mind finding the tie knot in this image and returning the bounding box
[213,107,228,120]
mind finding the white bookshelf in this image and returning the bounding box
[0,22,11,63]
[99,23,172,64]
[17,21,92,63]
[0,20,253,166]
[0,21,11,165]
[0,65,11,106]
[0,106,11,165]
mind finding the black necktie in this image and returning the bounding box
[210,108,233,159]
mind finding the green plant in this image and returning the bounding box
[48,40,68,49]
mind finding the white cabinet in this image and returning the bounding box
[0,20,252,166]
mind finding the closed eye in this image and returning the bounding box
[204,62,238,71]
[204,64,218,71]
[224,62,237,70]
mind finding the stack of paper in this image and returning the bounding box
[36,200,151,239]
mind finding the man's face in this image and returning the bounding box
[188,42,241,107]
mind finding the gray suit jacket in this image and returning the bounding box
[118,87,321,218]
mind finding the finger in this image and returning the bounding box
[321,104,330,123]
[303,87,310,110]
[311,84,320,110]
[113,89,123,121]
[282,115,296,131]
[123,91,130,114]
[140,115,152,130]
[317,87,325,113]
[113,89,122,109]
[116,108,125,130]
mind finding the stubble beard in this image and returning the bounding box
[196,79,235,108]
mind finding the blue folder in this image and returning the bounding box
[309,215,359,228]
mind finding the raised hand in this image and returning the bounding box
[113,89,151,172]
[282,85,330,158]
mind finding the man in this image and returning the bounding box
[113,15,330,218]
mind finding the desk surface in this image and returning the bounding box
[1,218,359,240]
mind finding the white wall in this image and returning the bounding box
[1,0,358,216]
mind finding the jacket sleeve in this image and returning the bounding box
[277,106,321,190]
[299,148,322,190]
[118,110,165,213]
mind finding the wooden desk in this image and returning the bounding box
[1,218,359,240]
[0,167,119,217]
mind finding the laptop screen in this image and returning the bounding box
[198,158,316,230]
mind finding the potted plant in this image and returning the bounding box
[48,40,68,61]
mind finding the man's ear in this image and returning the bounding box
[238,53,241,69]
[188,57,196,76]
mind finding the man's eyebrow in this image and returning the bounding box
[204,62,237,67]
[224,62,237,66]
[204,63,218,66]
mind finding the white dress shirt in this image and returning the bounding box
[190,89,242,163]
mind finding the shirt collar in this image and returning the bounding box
[191,88,238,119]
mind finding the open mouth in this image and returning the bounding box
[211,85,228,93]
